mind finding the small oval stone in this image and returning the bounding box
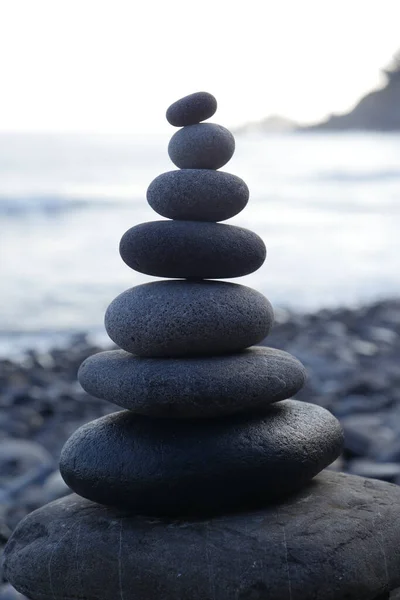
[147,169,249,222]
[166,92,217,127]
[78,347,307,418]
[119,221,266,279]
[105,281,273,357]
[59,400,344,516]
[168,123,235,170]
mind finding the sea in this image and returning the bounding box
[1,131,399,357]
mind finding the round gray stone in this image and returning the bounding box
[168,123,235,170]
[166,92,217,127]
[147,169,249,222]
[78,347,307,418]
[59,400,343,515]
[119,221,266,279]
[105,281,274,357]
[5,471,400,600]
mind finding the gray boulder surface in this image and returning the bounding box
[119,220,266,279]
[104,280,274,357]
[59,400,343,515]
[146,169,249,222]
[5,471,400,600]
[78,346,307,418]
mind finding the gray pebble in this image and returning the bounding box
[105,280,274,357]
[147,169,249,222]
[166,92,217,127]
[119,220,266,279]
[59,400,343,515]
[78,347,306,418]
[168,123,235,170]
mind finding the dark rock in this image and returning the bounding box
[166,92,217,127]
[341,414,396,458]
[59,400,343,516]
[105,281,274,357]
[78,347,306,418]
[119,221,266,279]
[168,123,235,170]
[6,471,400,600]
[146,169,249,222]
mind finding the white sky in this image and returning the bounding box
[0,0,399,133]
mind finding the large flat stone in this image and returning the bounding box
[105,281,274,357]
[59,401,343,515]
[119,220,266,279]
[5,471,400,600]
[146,169,249,222]
[78,346,307,418]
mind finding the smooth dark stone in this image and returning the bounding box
[6,471,400,600]
[166,92,217,127]
[59,400,343,515]
[119,221,266,279]
[105,281,274,357]
[168,123,235,170]
[147,169,249,222]
[78,347,307,418]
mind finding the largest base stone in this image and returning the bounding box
[5,471,400,600]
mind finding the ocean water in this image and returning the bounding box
[1,131,399,355]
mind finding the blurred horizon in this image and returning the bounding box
[0,0,399,134]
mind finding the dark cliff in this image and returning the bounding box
[301,53,400,132]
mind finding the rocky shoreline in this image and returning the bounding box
[1,297,400,592]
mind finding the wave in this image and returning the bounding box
[315,169,400,183]
[0,194,130,216]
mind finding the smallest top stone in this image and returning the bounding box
[166,92,217,127]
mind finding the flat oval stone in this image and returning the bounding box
[166,92,217,127]
[6,471,400,600]
[59,400,343,516]
[78,347,307,418]
[105,281,273,357]
[168,123,235,170]
[147,169,249,222]
[119,221,266,279]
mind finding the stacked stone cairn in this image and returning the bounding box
[5,93,400,600]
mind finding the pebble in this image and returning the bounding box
[105,280,274,357]
[166,92,217,127]
[119,220,266,279]
[78,347,306,418]
[168,123,235,170]
[59,400,343,515]
[146,169,249,222]
[6,471,400,600]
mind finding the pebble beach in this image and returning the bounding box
[1,297,400,593]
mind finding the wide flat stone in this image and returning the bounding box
[166,91,217,127]
[105,280,274,357]
[78,347,307,418]
[119,221,266,279]
[147,169,249,222]
[168,123,235,169]
[5,470,400,600]
[59,400,343,515]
